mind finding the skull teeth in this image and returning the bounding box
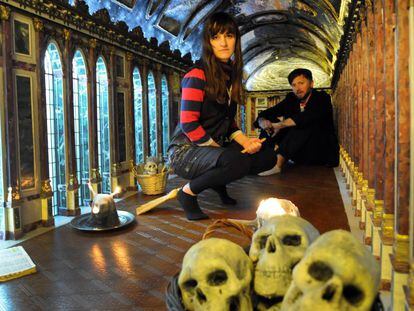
[256,268,291,277]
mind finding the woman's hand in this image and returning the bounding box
[210,140,220,147]
[241,137,262,154]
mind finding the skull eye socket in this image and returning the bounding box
[258,235,270,249]
[343,285,364,305]
[183,279,197,289]
[282,234,302,246]
[207,269,228,286]
[308,261,333,281]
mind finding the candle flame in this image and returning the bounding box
[92,205,100,214]
[110,186,122,198]
[256,198,300,227]
[257,198,286,219]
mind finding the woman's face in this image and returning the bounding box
[209,31,236,62]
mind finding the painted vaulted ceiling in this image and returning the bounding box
[77,0,351,91]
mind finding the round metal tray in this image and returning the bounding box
[70,210,135,231]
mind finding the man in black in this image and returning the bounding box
[254,68,339,175]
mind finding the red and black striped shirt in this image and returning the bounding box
[180,67,239,145]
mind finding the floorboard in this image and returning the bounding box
[0,166,348,310]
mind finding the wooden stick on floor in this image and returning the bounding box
[137,137,265,215]
[136,187,181,215]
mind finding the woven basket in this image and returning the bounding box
[202,219,254,240]
[165,273,185,311]
[133,164,169,195]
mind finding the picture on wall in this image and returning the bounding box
[16,75,35,190]
[256,97,267,108]
[111,0,137,9]
[14,20,30,55]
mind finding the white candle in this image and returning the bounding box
[256,198,300,227]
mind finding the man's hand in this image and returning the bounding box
[268,123,282,137]
[273,118,296,130]
[241,137,262,154]
[258,118,272,130]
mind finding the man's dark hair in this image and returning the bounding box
[288,68,313,85]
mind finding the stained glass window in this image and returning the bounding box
[240,104,246,133]
[96,57,110,193]
[161,75,169,156]
[45,43,66,214]
[133,67,144,164]
[147,71,157,157]
[73,50,90,206]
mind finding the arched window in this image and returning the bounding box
[96,57,110,193]
[147,71,157,157]
[133,67,144,164]
[44,42,65,214]
[72,50,89,205]
[161,75,169,156]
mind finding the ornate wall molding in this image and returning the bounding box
[33,17,43,31]
[40,179,53,199]
[0,5,11,20]
[2,0,191,72]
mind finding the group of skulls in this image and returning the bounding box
[177,214,380,311]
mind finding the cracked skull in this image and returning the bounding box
[281,230,380,311]
[178,238,253,311]
[249,215,319,310]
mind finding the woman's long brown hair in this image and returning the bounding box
[201,12,243,104]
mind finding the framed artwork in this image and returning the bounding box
[116,55,125,78]
[158,15,181,36]
[16,74,35,190]
[14,20,30,55]
[111,0,137,9]
[256,97,267,108]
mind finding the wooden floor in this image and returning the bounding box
[0,165,348,311]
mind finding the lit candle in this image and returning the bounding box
[92,204,100,214]
[256,198,300,227]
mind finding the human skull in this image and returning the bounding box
[144,160,158,175]
[249,215,319,310]
[281,230,380,311]
[178,238,253,311]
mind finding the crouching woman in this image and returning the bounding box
[167,12,277,220]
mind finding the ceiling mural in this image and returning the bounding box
[76,0,350,90]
